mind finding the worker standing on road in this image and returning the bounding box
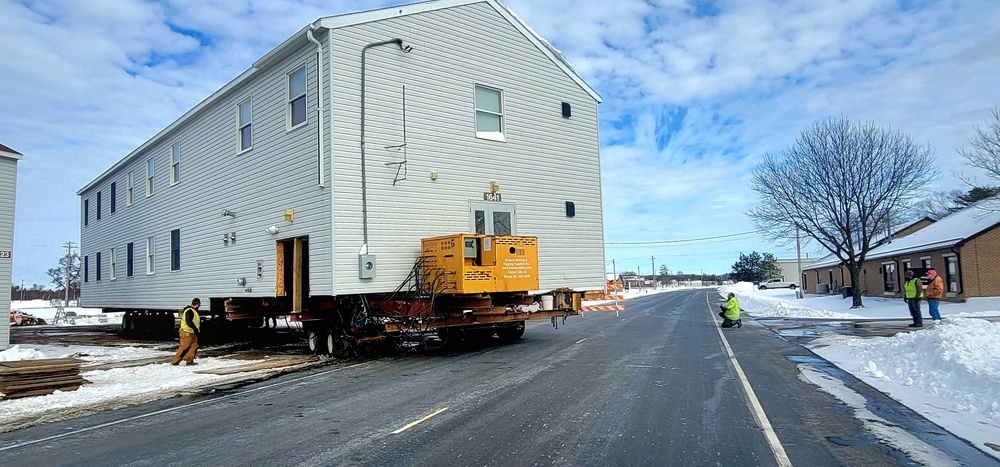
[924,269,944,323]
[718,292,742,328]
[903,270,923,327]
[171,298,201,366]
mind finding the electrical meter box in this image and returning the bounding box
[421,233,539,294]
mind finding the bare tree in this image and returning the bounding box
[958,106,1000,183]
[748,117,937,307]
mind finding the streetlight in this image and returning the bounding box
[20,279,24,301]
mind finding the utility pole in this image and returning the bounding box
[20,278,24,301]
[62,241,77,307]
[650,256,656,288]
[796,227,804,299]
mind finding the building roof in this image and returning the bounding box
[80,0,600,195]
[0,142,23,160]
[805,202,1000,269]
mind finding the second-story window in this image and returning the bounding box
[238,97,253,152]
[474,84,505,142]
[110,181,117,213]
[127,171,134,206]
[96,191,102,220]
[287,65,307,129]
[170,143,181,185]
[84,199,89,226]
[146,159,154,197]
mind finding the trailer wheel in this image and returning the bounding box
[327,330,352,358]
[307,329,321,354]
[497,321,526,341]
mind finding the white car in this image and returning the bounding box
[758,278,799,290]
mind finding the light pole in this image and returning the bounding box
[20,279,24,301]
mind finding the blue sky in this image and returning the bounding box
[2,0,1000,286]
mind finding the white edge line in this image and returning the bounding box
[707,293,793,467]
[391,407,449,434]
[0,361,370,452]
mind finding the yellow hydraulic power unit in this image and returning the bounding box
[421,234,539,294]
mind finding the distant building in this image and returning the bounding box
[776,257,816,284]
[0,142,23,350]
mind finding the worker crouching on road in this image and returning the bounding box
[171,298,201,366]
[719,292,742,328]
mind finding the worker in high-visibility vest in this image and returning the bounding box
[718,292,742,328]
[171,298,201,366]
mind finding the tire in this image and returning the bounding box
[789,284,797,290]
[497,321,526,341]
[307,329,321,354]
[758,285,767,290]
[328,330,352,359]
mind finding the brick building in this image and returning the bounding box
[802,206,1000,300]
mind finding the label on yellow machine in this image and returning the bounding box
[421,234,539,294]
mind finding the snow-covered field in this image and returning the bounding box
[3,289,1000,460]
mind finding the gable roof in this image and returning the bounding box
[0,142,23,161]
[864,202,1000,259]
[80,0,599,195]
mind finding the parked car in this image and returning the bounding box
[758,278,799,290]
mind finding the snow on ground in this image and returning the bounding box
[4,289,1000,459]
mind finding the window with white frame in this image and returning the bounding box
[170,143,181,185]
[238,97,253,152]
[881,262,897,293]
[287,65,307,129]
[127,171,134,206]
[945,255,961,293]
[146,159,154,196]
[474,84,505,142]
[110,248,117,280]
[146,236,155,275]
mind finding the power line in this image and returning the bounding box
[606,230,760,245]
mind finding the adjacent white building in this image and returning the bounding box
[77,0,606,314]
[0,143,22,349]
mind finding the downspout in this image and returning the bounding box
[307,25,325,187]
[951,246,963,295]
[361,38,411,246]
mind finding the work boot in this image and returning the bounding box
[908,323,922,327]
[736,319,742,328]
[186,361,197,366]
[170,362,179,366]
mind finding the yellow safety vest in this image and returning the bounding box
[903,278,922,299]
[179,306,200,333]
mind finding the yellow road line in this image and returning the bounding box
[576,338,587,344]
[391,407,449,434]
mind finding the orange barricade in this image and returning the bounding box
[581,282,625,312]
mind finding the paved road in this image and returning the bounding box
[0,289,994,466]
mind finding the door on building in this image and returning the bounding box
[470,201,516,235]
[276,237,309,312]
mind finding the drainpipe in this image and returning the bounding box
[951,246,963,295]
[307,25,325,187]
[360,38,411,245]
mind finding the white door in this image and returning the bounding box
[470,201,516,235]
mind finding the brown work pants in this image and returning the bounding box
[172,330,199,364]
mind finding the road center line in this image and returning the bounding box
[0,361,370,453]
[575,338,587,344]
[706,293,793,467]
[391,407,448,434]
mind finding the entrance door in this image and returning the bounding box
[276,237,309,312]
[470,201,516,235]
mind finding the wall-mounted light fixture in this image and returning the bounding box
[265,226,280,235]
[430,171,438,180]
[284,209,295,223]
[490,180,500,193]
[222,209,236,218]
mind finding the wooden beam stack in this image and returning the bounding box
[0,358,87,399]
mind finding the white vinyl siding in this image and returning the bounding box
[287,65,307,129]
[0,155,19,349]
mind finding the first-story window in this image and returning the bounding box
[170,229,180,271]
[474,84,505,142]
[84,255,89,282]
[127,242,134,277]
[945,255,961,293]
[96,252,102,281]
[110,248,117,280]
[146,236,155,275]
[881,262,896,293]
